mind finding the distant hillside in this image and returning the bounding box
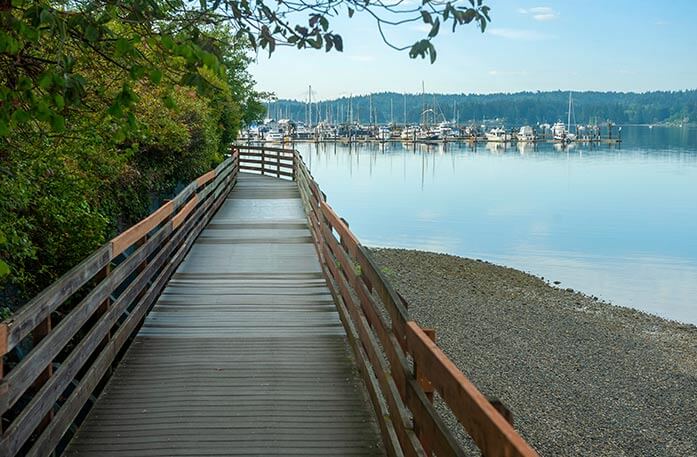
[268,90,697,126]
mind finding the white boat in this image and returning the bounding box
[417,128,440,141]
[400,126,420,140]
[376,126,391,141]
[552,122,576,143]
[554,93,577,143]
[435,121,454,140]
[485,127,512,142]
[516,125,535,142]
[264,131,284,143]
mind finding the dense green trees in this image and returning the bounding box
[0,0,493,311]
[0,3,264,310]
[270,90,697,126]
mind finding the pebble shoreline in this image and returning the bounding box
[370,247,697,457]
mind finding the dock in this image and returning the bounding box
[0,146,539,457]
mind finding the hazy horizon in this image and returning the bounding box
[273,88,697,103]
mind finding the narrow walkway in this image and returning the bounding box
[66,174,384,456]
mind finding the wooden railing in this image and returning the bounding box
[235,144,295,180]
[233,144,539,457]
[0,151,239,457]
[1,142,539,457]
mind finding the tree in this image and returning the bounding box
[0,0,490,140]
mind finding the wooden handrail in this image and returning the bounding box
[233,143,541,457]
[0,149,240,456]
[1,144,539,457]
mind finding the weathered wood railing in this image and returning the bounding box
[0,152,239,457]
[1,141,538,457]
[233,144,539,457]
[236,144,295,179]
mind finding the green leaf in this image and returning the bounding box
[50,114,65,132]
[107,103,123,117]
[127,112,137,129]
[85,25,99,43]
[161,35,174,49]
[113,129,126,143]
[115,37,131,56]
[149,69,163,84]
[348,7,354,18]
[0,260,10,278]
[163,94,176,109]
[11,109,30,124]
[0,120,8,136]
[38,72,53,89]
[421,10,433,24]
[54,94,65,109]
[129,65,145,80]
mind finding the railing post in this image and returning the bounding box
[1,327,6,434]
[31,315,54,433]
[260,146,265,176]
[276,152,281,178]
[414,328,436,456]
[95,263,112,374]
[292,151,297,181]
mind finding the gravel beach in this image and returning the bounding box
[370,247,697,457]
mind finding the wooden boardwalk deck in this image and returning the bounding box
[64,174,384,456]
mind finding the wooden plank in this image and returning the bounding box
[171,181,197,210]
[1,221,173,416]
[355,245,409,343]
[322,243,424,457]
[235,145,295,154]
[405,378,466,457]
[196,170,216,187]
[328,280,404,457]
[24,172,228,457]
[237,157,294,168]
[58,174,380,457]
[2,244,111,354]
[0,223,176,455]
[111,201,174,257]
[319,223,407,397]
[172,195,198,229]
[405,322,539,457]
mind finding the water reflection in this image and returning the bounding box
[296,126,697,324]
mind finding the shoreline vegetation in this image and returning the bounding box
[370,247,696,456]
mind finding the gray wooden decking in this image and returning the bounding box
[65,174,384,456]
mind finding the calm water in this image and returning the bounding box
[295,126,697,324]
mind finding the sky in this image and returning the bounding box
[249,0,697,100]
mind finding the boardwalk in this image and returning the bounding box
[2,148,538,457]
[65,174,384,456]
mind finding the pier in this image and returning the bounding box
[0,146,538,457]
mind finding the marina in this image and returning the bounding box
[243,91,623,146]
[238,121,623,146]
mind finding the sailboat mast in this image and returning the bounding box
[567,92,571,132]
[391,98,394,125]
[308,85,312,127]
[403,94,406,125]
[421,81,425,127]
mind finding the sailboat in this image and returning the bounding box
[553,93,577,144]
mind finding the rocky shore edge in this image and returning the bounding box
[370,247,696,457]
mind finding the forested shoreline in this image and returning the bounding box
[272,90,697,126]
[0,6,265,314]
